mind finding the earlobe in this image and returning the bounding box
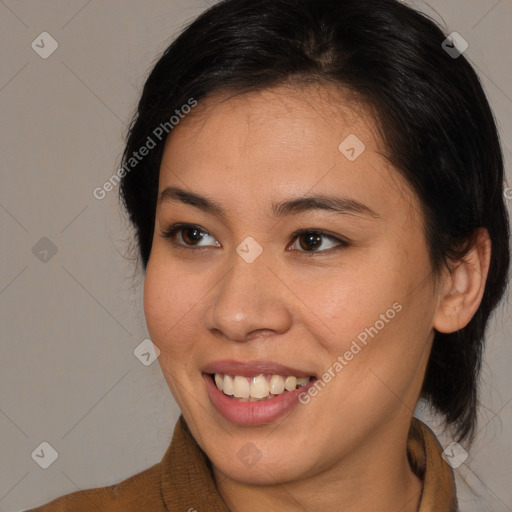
[433,228,492,334]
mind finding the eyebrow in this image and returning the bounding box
[158,186,380,220]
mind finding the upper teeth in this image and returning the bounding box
[214,373,310,401]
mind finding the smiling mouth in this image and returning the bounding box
[210,373,313,402]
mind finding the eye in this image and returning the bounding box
[160,224,349,254]
[160,223,220,249]
[288,229,349,254]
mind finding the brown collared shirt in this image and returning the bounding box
[26,416,457,511]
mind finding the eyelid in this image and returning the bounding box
[160,223,218,250]
[159,223,350,253]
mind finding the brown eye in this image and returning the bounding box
[160,224,219,248]
[161,224,348,255]
[181,227,207,245]
[298,232,323,251]
[289,230,349,254]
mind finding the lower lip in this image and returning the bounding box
[203,373,316,426]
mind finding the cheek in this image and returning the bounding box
[143,252,202,355]
[308,250,433,371]
[143,256,205,405]
[143,260,169,338]
[290,258,399,343]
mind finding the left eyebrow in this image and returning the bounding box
[158,187,380,220]
[272,195,380,219]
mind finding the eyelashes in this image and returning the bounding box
[160,224,220,250]
[159,223,350,255]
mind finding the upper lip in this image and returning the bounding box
[202,359,316,378]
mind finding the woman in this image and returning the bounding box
[28,0,510,510]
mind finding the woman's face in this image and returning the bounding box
[144,84,440,485]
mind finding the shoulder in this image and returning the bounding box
[25,460,165,512]
[24,416,226,512]
[409,417,458,512]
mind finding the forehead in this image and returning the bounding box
[167,83,380,155]
[158,84,418,221]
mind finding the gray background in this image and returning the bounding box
[1,1,511,511]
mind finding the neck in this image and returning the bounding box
[213,419,423,512]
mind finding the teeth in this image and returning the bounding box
[233,376,250,399]
[213,373,311,401]
[284,376,297,391]
[250,375,270,399]
[214,373,223,391]
[269,375,285,394]
[223,375,234,396]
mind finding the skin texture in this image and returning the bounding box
[143,84,491,512]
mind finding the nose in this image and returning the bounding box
[203,252,293,343]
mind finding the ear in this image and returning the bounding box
[433,228,492,334]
